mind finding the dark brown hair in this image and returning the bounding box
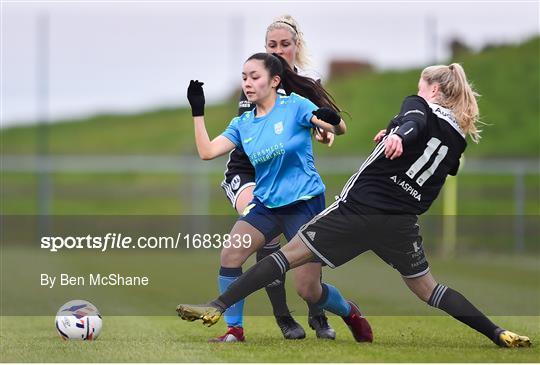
[246,52,341,113]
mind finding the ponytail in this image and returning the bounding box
[246,52,341,113]
[421,63,482,143]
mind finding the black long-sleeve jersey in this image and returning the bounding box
[341,95,467,215]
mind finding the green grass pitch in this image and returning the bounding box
[1,249,538,362]
[1,315,538,362]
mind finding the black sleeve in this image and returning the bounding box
[449,159,460,176]
[394,95,429,145]
[238,90,254,116]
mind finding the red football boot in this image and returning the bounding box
[341,301,373,342]
[208,326,245,343]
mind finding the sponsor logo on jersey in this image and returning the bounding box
[390,175,422,201]
[411,255,427,268]
[427,102,465,138]
[249,143,286,166]
[231,175,241,190]
[433,106,452,119]
[306,231,316,240]
[274,121,284,135]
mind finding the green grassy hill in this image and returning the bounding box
[2,37,539,157]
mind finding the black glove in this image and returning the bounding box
[312,107,341,125]
[187,80,205,117]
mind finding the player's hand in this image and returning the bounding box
[312,107,341,125]
[384,134,403,160]
[315,128,335,147]
[187,80,205,117]
[373,129,386,143]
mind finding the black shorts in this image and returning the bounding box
[298,200,430,278]
[221,149,256,209]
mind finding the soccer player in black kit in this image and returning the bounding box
[178,63,531,347]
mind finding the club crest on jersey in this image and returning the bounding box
[231,175,241,190]
[274,121,284,135]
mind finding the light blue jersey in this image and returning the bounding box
[222,92,325,208]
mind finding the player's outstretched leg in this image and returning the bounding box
[176,237,372,343]
[176,303,223,327]
[404,272,531,348]
[427,284,531,348]
[176,250,292,328]
[176,250,290,330]
[497,330,532,348]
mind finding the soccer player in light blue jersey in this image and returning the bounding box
[221,15,335,342]
[182,52,372,342]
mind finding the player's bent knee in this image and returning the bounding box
[220,247,250,267]
[294,280,320,303]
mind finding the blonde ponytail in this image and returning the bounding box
[421,63,482,143]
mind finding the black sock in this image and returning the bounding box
[308,302,324,317]
[256,245,291,317]
[212,251,290,311]
[428,284,502,345]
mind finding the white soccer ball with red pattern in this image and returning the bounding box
[55,300,102,340]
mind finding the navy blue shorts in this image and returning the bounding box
[239,194,326,242]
